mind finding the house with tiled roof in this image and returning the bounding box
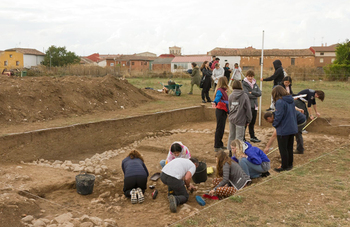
[171,55,211,72]
[5,48,45,68]
[208,47,315,70]
[99,54,157,73]
[309,44,338,68]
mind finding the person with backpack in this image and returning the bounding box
[242,70,262,143]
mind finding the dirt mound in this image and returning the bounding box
[0,75,153,124]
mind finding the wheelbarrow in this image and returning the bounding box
[164,84,182,96]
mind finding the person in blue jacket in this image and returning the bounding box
[271,85,298,172]
[230,139,270,178]
[122,150,149,204]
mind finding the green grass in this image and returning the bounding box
[127,77,350,120]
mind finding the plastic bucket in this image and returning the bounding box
[75,173,95,195]
[192,161,207,184]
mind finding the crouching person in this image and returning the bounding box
[209,151,251,198]
[122,150,149,204]
[231,139,271,178]
[160,158,199,213]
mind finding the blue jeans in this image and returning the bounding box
[160,160,166,168]
[239,158,268,178]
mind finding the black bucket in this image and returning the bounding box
[192,161,207,184]
[75,173,95,195]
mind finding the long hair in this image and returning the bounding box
[201,61,208,70]
[214,77,228,97]
[231,139,245,159]
[232,80,242,90]
[216,151,232,177]
[127,150,144,162]
[271,85,289,102]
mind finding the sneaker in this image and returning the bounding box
[220,146,227,150]
[293,150,304,154]
[202,100,207,103]
[266,108,275,111]
[188,92,193,95]
[168,195,177,213]
[207,99,212,102]
[302,130,308,134]
[261,171,270,177]
[136,187,144,203]
[130,189,137,204]
[250,137,261,143]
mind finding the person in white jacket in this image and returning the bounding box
[212,63,224,90]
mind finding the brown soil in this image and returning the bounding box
[0,75,349,227]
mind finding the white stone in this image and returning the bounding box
[73,166,85,172]
[79,214,90,222]
[54,213,73,224]
[32,219,46,227]
[94,168,102,174]
[90,217,102,226]
[85,166,95,173]
[22,215,34,222]
[53,160,63,165]
[99,191,110,198]
[80,222,93,227]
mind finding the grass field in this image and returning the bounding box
[128,77,350,121]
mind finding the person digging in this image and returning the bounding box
[160,158,199,213]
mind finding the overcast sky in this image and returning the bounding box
[1,0,349,56]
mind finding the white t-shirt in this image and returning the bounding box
[162,158,196,180]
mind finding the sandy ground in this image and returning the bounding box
[0,75,349,227]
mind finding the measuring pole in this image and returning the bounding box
[259,30,264,126]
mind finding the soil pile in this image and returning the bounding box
[0,75,153,124]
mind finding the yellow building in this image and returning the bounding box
[0,50,24,73]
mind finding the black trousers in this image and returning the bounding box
[277,134,294,169]
[246,108,257,139]
[201,89,211,102]
[214,108,227,148]
[160,172,189,205]
[123,175,147,197]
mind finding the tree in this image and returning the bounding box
[324,39,350,80]
[42,45,80,67]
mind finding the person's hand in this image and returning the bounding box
[249,92,252,94]
[310,115,315,120]
[316,112,320,117]
[296,107,304,114]
[188,184,197,192]
[264,147,269,154]
[260,78,264,81]
[211,102,216,108]
[209,190,215,196]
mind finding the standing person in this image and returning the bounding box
[281,76,294,95]
[209,56,216,69]
[160,158,199,213]
[263,109,306,154]
[208,150,251,198]
[212,63,225,90]
[188,62,201,95]
[260,59,285,111]
[242,70,262,143]
[231,63,243,81]
[160,142,191,168]
[271,86,298,172]
[227,80,252,157]
[200,61,213,103]
[223,62,232,82]
[210,57,220,70]
[295,89,325,120]
[230,139,270,178]
[212,77,229,152]
[122,150,149,204]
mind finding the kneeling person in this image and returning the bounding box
[161,158,199,213]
